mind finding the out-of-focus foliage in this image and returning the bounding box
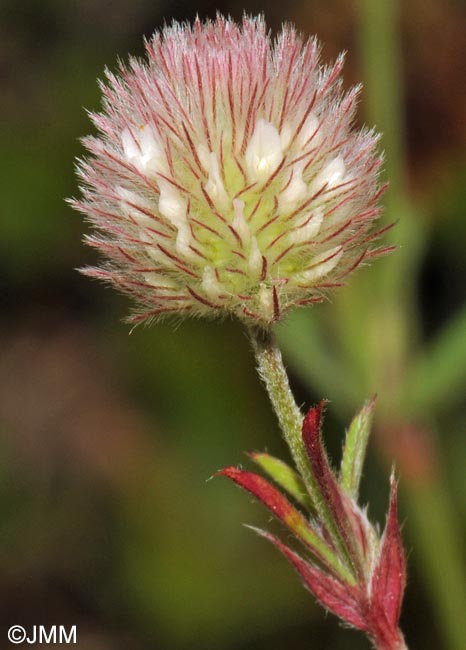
[0,1,465,649]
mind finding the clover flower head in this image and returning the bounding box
[72,14,390,326]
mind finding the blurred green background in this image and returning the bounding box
[1,1,465,648]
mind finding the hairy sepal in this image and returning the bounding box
[370,475,406,630]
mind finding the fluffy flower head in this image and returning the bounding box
[73,15,389,326]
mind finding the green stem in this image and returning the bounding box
[358,0,405,197]
[248,326,357,584]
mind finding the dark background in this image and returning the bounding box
[1,1,465,648]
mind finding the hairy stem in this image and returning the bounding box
[248,326,357,583]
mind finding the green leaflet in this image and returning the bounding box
[340,399,375,499]
[248,451,313,510]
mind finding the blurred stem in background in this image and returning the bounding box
[279,0,466,648]
[357,2,466,649]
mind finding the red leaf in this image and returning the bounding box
[302,403,360,565]
[219,466,298,522]
[302,403,344,517]
[370,476,406,629]
[302,404,332,498]
[253,527,369,632]
[218,466,330,565]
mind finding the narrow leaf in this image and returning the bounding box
[302,402,361,570]
[250,526,368,632]
[218,466,347,578]
[248,451,313,510]
[340,397,376,498]
[370,475,406,628]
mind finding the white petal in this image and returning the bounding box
[280,113,323,150]
[248,236,263,276]
[232,199,250,243]
[278,162,307,212]
[121,128,140,161]
[158,179,187,225]
[280,123,294,149]
[143,273,179,289]
[297,247,343,283]
[196,144,211,171]
[290,209,324,243]
[139,125,167,174]
[257,283,274,320]
[245,119,283,182]
[309,155,346,197]
[297,112,322,148]
[202,266,223,300]
[175,222,195,260]
[205,152,229,209]
[121,125,167,175]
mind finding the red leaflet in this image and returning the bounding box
[219,466,325,545]
[302,402,360,565]
[370,476,406,629]
[302,402,343,515]
[255,528,368,632]
[218,466,299,523]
